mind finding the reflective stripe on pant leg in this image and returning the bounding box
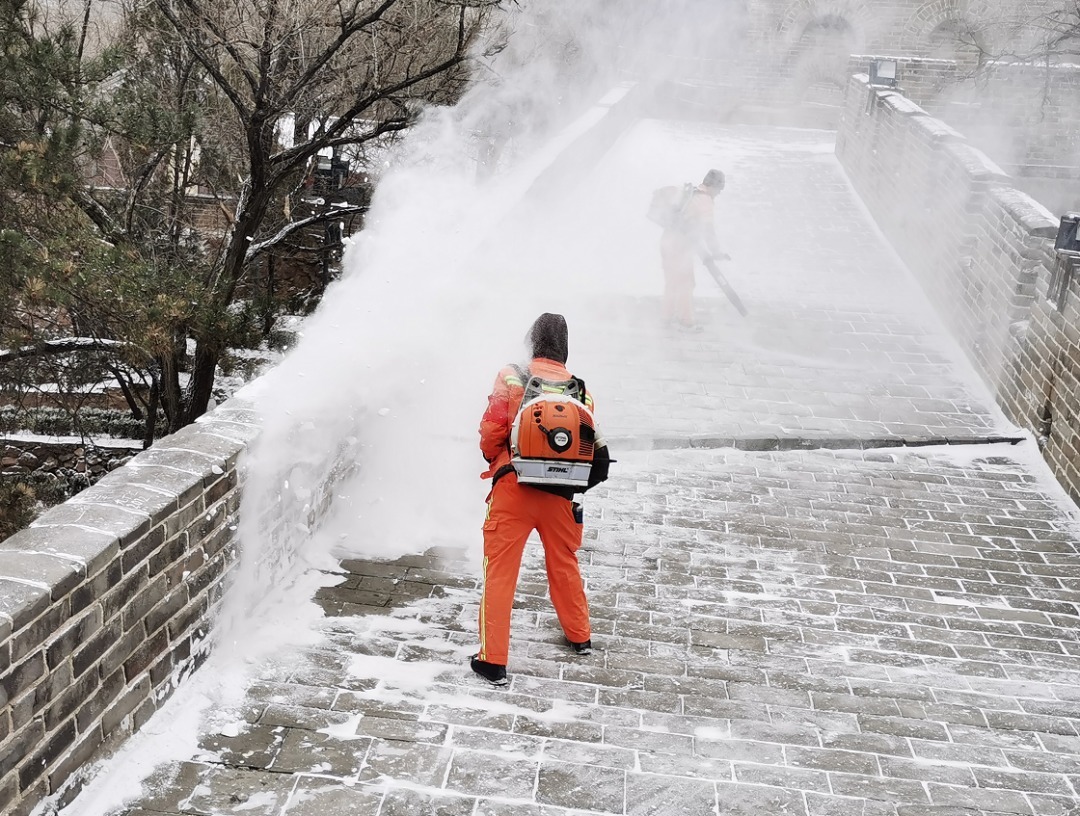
[535,493,590,645]
[478,553,490,659]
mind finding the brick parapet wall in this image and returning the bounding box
[0,400,261,815]
[837,72,1080,502]
[1012,255,1080,496]
[0,395,362,816]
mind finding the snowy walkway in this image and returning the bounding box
[68,123,1080,816]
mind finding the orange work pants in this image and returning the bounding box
[660,232,696,324]
[477,476,590,665]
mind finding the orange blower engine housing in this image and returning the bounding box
[510,395,595,488]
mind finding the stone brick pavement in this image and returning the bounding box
[64,122,1080,816]
[105,445,1080,816]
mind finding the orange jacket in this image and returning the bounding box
[479,357,595,480]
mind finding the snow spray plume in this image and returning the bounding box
[216,1,749,656]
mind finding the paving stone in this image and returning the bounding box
[269,727,369,776]
[380,788,476,816]
[714,780,808,816]
[357,740,452,787]
[536,760,625,811]
[925,782,1035,813]
[624,772,715,815]
[280,776,382,816]
[196,723,286,769]
[444,749,538,800]
[542,738,637,770]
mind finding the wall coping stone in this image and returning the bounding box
[0,551,84,598]
[128,448,223,476]
[991,187,1059,238]
[151,423,245,469]
[851,53,958,67]
[68,483,178,527]
[0,526,118,577]
[881,90,926,117]
[191,418,261,446]
[942,141,1010,181]
[911,114,964,142]
[29,502,150,542]
[0,577,49,631]
[94,465,204,507]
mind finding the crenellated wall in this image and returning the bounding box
[837,72,1080,502]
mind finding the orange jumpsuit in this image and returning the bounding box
[476,357,593,665]
[661,186,719,326]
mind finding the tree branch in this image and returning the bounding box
[244,203,366,264]
[70,188,123,244]
[277,0,400,109]
[0,337,139,365]
[151,0,254,121]
[271,116,409,174]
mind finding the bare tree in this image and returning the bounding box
[102,0,502,428]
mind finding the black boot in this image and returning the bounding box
[565,637,592,655]
[470,655,508,686]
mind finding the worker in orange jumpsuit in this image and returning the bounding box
[660,168,728,331]
[471,313,610,686]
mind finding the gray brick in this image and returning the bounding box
[18,716,75,791]
[97,556,145,617]
[101,676,150,735]
[75,668,125,733]
[536,760,626,811]
[445,749,537,800]
[926,782,1034,812]
[46,606,102,670]
[145,588,189,636]
[1,652,45,708]
[10,602,69,665]
[383,789,472,816]
[122,573,168,632]
[0,717,44,778]
[714,780,808,815]
[830,772,931,803]
[97,624,143,679]
[122,628,168,682]
[71,561,123,618]
[280,777,383,815]
[48,726,103,804]
[120,525,166,574]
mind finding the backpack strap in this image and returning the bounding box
[506,363,528,388]
[572,376,588,407]
[495,364,530,481]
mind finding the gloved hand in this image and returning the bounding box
[714,252,732,262]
